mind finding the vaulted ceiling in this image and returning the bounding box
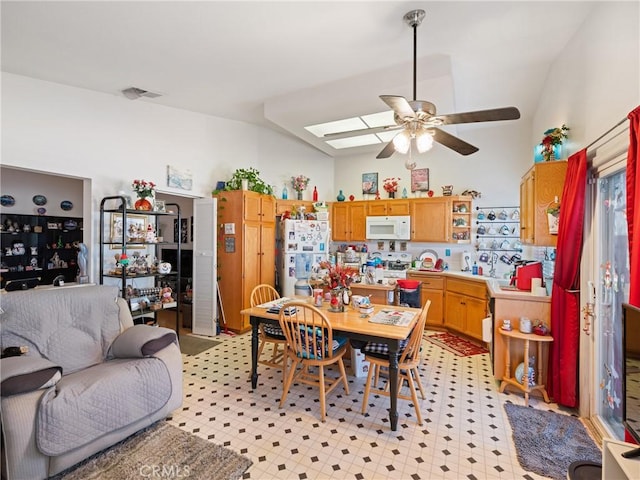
[1,1,596,157]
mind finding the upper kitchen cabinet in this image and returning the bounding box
[367,199,410,216]
[275,199,314,216]
[519,161,567,246]
[410,197,450,242]
[331,201,366,242]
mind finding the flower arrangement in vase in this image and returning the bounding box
[291,174,310,200]
[132,179,156,210]
[383,177,401,198]
[540,124,569,161]
[318,261,359,312]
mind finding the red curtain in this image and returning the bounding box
[547,149,587,408]
[627,106,640,307]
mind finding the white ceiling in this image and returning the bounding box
[1,1,596,157]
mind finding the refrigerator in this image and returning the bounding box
[278,219,330,297]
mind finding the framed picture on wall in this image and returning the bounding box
[411,168,430,192]
[362,172,378,194]
[190,216,194,242]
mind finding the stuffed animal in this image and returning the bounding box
[161,286,173,303]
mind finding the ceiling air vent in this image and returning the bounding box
[121,87,162,100]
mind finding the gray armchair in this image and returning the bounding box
[0,285,183,480]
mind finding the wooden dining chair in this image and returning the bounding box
[278,301,350,422]
[360,300,431,425]
[250,284,286,372]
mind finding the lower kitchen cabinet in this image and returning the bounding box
[406,272,444,327]
[444,277,487,341]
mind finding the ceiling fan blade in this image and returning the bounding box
[436,107,520,125]
[380,95,416,121]
[376,140,397,159]
[324,125,401,140]
[432,128,479,155]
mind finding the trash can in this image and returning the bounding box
[397,279,421,308]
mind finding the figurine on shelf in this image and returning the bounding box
[161,286,173,303]
[145,224,157,243]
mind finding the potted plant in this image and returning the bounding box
[220,167,273,195]
[540,124,569,161]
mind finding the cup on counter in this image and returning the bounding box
[531,278,542,290]
[313,288,324,306]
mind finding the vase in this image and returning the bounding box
[297,191,303,201]
[336,190,345,202]
[388,191,395,199]
[134,197,153,211]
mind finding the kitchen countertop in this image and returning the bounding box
[407,268,551,302]
[349,283,396,291]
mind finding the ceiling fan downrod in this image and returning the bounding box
[403,9,425,102]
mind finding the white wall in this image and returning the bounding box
[532,1,639,153]
[1,73,333,278]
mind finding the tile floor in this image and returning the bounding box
[168,331,575,480]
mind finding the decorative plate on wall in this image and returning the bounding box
[32,195,47,206]
[1,195,15,207]
[60,200,73,211]
[37,207,47,215]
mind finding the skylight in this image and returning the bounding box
[304,110,396,150]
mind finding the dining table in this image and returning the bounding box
[241,299,421,431]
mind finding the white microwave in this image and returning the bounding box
[365,215,411,240]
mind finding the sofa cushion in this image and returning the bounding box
[109,325,177,358]
[0,285,122,374]
[36,357,172,456]
[0,356,62,397]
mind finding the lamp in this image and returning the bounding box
[392,130,411,154]
[415,129,434,153]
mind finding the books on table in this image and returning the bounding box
[368,309,415,327]
[257,297,297,315]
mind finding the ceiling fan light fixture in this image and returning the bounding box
[415,129,434,153]
[392,130,411,154]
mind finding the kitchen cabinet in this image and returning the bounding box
[406,272,444,327]
[99,196,181,328]
[214,190,275,332]
[331,201,366,241]
[367,199,410,216]
[519,160,567,246]
[1,213,83,289]
[444,277,487,341]
[450,196,472,243]
[410,198,450,242]
[275,199,314,216]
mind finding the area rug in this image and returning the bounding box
[180,334,221,356]
[504,403,601,480]
[424,332,488,356]
[54,421,252,480]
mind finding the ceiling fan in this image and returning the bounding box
[325,9,521,159]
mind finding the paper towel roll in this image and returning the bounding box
[482,316,493,343]
[531,278,542,290]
